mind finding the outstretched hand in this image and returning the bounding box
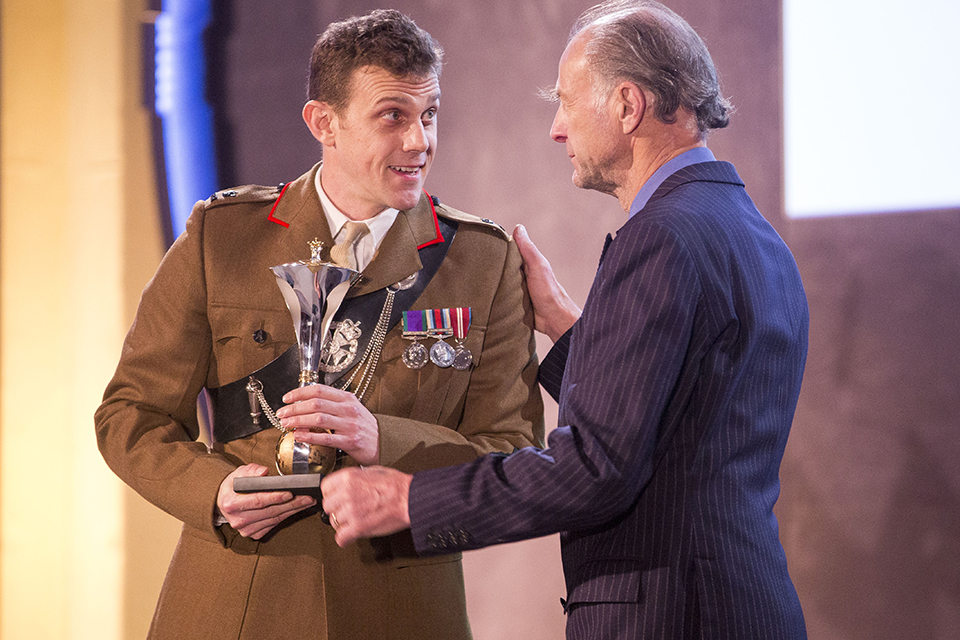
[320,466,413,547]
[513,224,581,342]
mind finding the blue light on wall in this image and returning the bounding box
[155,0,217,239]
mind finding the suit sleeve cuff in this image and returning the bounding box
[408,468,471,556]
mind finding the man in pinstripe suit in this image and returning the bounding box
[322,1,809,637]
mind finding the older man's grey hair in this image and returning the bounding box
[572,0,732,136]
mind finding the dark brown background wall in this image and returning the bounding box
[205,1,960,637]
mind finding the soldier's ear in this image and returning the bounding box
[303,100,338,146]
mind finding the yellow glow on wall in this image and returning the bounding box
[1,1,174,638]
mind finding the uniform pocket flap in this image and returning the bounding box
[209,304,291,346]
[207,305,295,385]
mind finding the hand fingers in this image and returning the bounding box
[320,467,412,547]
[223,488,295,512]
[275,392,377,462]
[513,224,550,272]
[231,463,270,479]
[513,224,581,341]
[218,464,272,516]
[327,494,382,548]
[280,383,353,407]
[289,428,354,450]
[220,484,304,521]
[319,468,350,515]
[219,464,317,538]
[277,401,362,430]
[220,464,288,512]
[276,390,364,431]
[238,507,300,539]
[290,419,379,466]
[333,521,362,547]
[230,493,316,535]
[324,510,359,547]
[236,495,317,539]
[320,469,359,538]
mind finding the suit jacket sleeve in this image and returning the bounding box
[408,218,702,553]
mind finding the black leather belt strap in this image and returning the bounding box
[208,217,458,443]
[207,347,299,443]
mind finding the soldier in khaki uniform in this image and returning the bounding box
[95,9,543,640]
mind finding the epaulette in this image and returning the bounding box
[431,195,509,239]
[205,183,287,209]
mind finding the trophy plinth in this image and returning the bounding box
[233,474,322,497]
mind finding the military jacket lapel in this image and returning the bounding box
[349,195,440,297]
[270,165,334,263]
[265,164,441,297]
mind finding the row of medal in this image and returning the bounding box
[402,308,473,371]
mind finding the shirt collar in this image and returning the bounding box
[629,146,716,217]
[315,166,399,246]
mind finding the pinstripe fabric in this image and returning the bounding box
[539,325,570,403]
[409,162,808,639]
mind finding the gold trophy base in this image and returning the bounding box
[275,431,338,476]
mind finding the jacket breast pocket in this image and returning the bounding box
[368,323,487,427]
[208,305,295,385]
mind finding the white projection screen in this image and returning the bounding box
[783,0,960,218]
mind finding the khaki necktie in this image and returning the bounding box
[329,221,369,271]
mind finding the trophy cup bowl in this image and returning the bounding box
[270,247,358,477]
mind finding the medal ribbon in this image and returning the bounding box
[404,308,470,337]
[402,310,427,335]
[449,307,471,340]
[428,308,452,335]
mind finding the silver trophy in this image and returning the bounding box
[271,238,358,476]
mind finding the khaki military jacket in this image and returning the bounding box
[95,164,544,640]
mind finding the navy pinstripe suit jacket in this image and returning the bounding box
[409,161,808,639]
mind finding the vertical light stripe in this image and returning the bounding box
[1,0,172,638]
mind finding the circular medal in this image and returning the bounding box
[403,341,429,369]
[430,339,456,368]
[452,345,473,371]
